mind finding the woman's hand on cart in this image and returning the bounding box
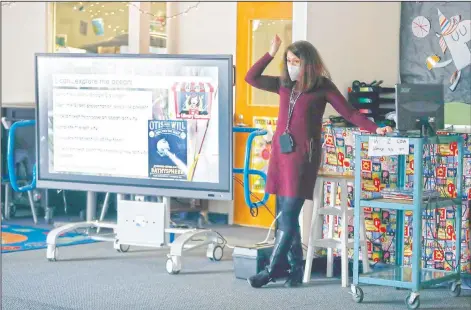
[376,126,393,135]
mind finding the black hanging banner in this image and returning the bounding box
[400,2,471,104]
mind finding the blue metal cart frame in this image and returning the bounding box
[351,134,464,309]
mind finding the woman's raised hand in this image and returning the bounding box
[269,34,282,57]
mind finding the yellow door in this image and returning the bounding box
[234,2,293,228]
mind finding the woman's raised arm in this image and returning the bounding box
[244,53,280,93]
[244,35,283,94]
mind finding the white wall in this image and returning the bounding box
[1,1,48,106]
[173,2,236,56]
[307,2,401,116]
[293,1,401,242]
[172,2,237,218]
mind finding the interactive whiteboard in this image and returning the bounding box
[35,53,233,200]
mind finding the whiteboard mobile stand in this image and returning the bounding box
[46,193,227,272]
[31,52,236,272]
[350,134,464,309]
[116,194,227,275]
[46,192,226,260]
[46,127,269,275]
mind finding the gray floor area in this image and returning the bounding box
[2,224,471,310]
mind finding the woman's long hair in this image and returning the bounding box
[280,40,331,92]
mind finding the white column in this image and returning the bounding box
[166,2,178,54]
[128,2,150,53]
[292,1,308,42]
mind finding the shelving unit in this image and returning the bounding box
[350,134,464,309]
[347,86,395,123]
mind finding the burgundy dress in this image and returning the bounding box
[245,53,379,200]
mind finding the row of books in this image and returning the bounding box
[380,188,440,201]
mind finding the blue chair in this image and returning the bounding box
[4,119,38,223]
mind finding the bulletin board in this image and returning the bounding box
[400,2,471,104]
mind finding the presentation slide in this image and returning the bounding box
[36,54,232,199]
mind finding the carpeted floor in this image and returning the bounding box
[2,224,471,310]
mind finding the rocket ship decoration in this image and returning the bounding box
[426,9,471,91]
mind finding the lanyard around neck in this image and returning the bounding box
[285,87,302,133]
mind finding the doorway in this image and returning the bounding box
[234,2,293,227]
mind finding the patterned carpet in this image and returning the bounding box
[1,224,96,253]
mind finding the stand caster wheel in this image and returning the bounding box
[206,244,224,262]
[449,282,461,297]
[350,285,364,303]
[210,245,224,261]
[405,293,420,309]
[166,256,181,275]
[117,244,130,253]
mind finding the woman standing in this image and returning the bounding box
[245,35,392,288]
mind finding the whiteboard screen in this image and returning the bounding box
[35,53,233,200]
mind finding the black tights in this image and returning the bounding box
[276,196,305,233]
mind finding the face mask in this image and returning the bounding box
[287,65,300,81]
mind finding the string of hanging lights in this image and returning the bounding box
[2,2,201,26]
[67,2,201,35]
[3,1,201,41]
[70,2,200,27]
[127,1,200,26]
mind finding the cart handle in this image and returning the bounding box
[7,119,37,192]
[233,127,269,209]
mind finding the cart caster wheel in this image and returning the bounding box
[449,282,461,297]
[166,256,181,275]
[210,245,224,262]
[405,293,420,309]
[117,244,130,253]
[351,286,364,303]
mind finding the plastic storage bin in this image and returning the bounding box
[232,244,275,280]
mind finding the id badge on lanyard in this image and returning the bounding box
[279,88,301,154]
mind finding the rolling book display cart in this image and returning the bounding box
[350,133,464,309]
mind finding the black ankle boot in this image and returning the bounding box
[248,230,292,288]
[284,229,304,288]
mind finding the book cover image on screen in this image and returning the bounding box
[46,59,220,185]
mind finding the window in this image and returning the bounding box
[53,2,167,54]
